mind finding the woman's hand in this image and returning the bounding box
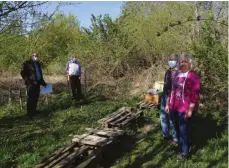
[165,104,169,113]
[185,103,195,118]
[185,109,193,118]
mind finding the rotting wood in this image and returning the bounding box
[35,142,78,168]
[109,112,132,126]
[53,146,89,168]
[72,134,108,147]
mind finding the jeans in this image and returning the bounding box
[160,96,178,141]
[170,111,190,156]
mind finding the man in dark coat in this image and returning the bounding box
[21,53,47,119]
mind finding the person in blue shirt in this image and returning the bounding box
[66,55,82,100]
[21,53,47,120]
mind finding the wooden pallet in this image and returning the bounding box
[98,107,143,128]
[36,128,124,168]
[137,101,159,109]
[36,107,144,168]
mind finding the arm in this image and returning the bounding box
[78,63,81,77]
[163,70,169,96]
[66,62,70,81]
[186,73,200,118]
[20,61,31,84]
[38,62,47,86]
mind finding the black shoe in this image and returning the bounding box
[26,116,33,121]
[163,136,170,141]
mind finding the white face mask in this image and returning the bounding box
[33,56,38,61]
[168,61,177,68]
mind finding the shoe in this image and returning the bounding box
[170,140,178,145]
[26,116,33,121]
[163,136,170,141]
[177,153,188,161]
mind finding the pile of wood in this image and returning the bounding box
[36,128,124,168]
[35,107,143,168]
[98,107,143,128]
[137,101,160,109]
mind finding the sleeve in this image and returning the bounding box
[20,61,29,82]
[66,62,69,74]
[163,70,171,97]
[78,63,81,76]
[190,73,200,104]
[38,62,47,86]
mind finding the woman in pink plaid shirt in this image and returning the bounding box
[165,52,200,160]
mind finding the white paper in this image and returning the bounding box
[41,84,53,94]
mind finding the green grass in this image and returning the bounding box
[0,92,227,168]
[0,92,139,168]
[111,109,228,168]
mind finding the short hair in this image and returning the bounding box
[32,53,38,57]
[168,54,179,61]
[180,52,195,70]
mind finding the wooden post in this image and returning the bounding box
[84,69,87,96]
[46,94,49,105]
[19,89,23,110]
[8,87,11,104]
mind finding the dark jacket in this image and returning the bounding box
[163,69,178,97]
[20,59,46,86]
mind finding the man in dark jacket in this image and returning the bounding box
[21,53,47,119]
[160,54,179,144]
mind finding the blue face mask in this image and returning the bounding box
[168,61,177,68]
[72,58,76,62]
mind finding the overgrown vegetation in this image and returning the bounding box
[0,93,227,168]
[0,2,227,108]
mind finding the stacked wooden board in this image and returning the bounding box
[137,101,159,109]
[35,107,143,168]
[98,107,143,128]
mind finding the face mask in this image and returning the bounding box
[33,56,38,61]
[72,58,76,61]
[168,61,177,68]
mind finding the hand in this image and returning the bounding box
[165,104,169,113]
[185,109,193,118]
[43,82,47,87]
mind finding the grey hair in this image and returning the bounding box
[168,54,179,61]
[180,52,195,70]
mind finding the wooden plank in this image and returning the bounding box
[98,110,123,123]
[84,128,124,138]
[75,147,103,168]
[104,111,128,124]
[98,107,133,124]
[94,129,124,137]
[118,114,138,127]
[109,112,132,126]
[45,151,71,168]
[35,143,78,168]
[53,146,89,168]
[72,134,108,146]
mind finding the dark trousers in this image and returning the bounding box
[26,84,40,118]
[170,111,190,156]
[70,76,82,100]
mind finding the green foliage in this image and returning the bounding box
[189,14,228,110]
